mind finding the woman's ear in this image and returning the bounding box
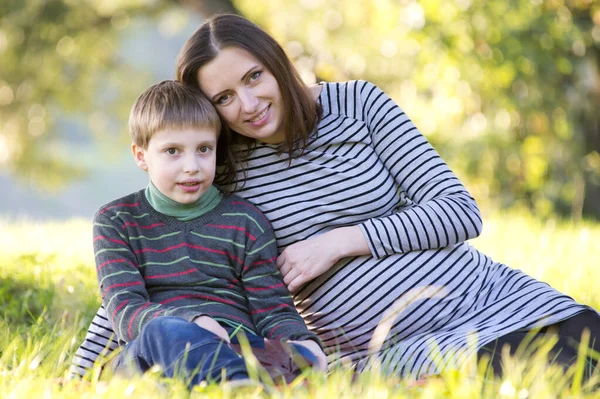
[131,143,148,172]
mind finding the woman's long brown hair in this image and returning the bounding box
[176,13,321,192]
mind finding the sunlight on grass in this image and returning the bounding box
[0,218,93,267]
[473,210,600,309]
[1,212,599,397]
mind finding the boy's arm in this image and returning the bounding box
[93,212,205,343]
[241,228,322,347]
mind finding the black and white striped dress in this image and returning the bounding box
[70,80,590,378]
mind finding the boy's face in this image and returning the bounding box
[132,127,217,204]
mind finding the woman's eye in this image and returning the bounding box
[166,148,178,155]
[249,71,261,81]
[216,94,231,105]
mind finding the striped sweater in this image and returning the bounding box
[71,80,592,378]
[92,190,316,344]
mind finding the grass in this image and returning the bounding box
[1,211,600,398]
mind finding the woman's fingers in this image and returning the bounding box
[287,273,309,293]
[281,262,301,286]
[275,251,286,269]
[278,259,291,278]
[276,235,341,291]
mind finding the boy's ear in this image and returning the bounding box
[131,143,148,172]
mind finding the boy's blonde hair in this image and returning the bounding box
[129,80,221,149]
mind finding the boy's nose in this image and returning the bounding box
[183,155,200,173]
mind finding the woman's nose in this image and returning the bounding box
[239,89,259,114]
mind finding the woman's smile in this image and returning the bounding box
[246,104,271,125]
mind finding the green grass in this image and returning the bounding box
[1,212,600,398]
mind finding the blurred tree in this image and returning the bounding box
[0,0,235,192]
[235,0,600,219]
[2,0,599,220]
[0,0,166,191]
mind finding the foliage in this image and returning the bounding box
[1,0,600,215]
[0,0,170,191]
[1,215,600,397]
[235,0,600,219]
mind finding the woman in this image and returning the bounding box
[71,14,599,379]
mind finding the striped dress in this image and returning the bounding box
[71,80,591,378]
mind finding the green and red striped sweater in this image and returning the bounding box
[93,189,317,345]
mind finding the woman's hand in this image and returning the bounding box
[193,315,230,343]
[276,226,370,293]
[276,235,338,293]
[287,339,328,371]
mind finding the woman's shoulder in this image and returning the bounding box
[315,80,380,118]
[315,80,378,96]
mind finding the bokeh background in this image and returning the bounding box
[1,0,599,222]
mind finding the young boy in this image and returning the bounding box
[77,80,324,387]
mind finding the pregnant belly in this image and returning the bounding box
[293,244,485,351]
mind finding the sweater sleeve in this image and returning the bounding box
[93,213,203,343]
[241,228,321,346]
[356,80,483,258]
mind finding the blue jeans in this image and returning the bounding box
[111,317,319,387]
[111,317,249,386]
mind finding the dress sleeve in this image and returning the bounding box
[93,213,203,343]
[356,80,483,258]
[241,228,321,346]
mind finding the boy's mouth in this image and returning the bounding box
[177,181,202,193]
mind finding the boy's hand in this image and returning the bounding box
[287,339,327,371]
[192,315,230,343]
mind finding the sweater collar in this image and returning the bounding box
[144,180,222,221]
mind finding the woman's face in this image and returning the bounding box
[197,47,285,144]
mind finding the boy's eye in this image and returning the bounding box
[198,146,211,154]
[165,148,178,155]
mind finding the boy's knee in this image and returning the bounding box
[140,317,188,341]
[140,317,224,349]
